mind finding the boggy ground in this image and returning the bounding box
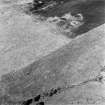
[28,0,105,36]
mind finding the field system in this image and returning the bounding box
[0,0,105,105]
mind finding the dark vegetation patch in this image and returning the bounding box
[26,0,105,36]
[21,87,62,105]
[22,99,33,105]
[36,102,44,105]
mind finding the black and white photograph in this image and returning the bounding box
[0,0,105,105]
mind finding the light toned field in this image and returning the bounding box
[44,23,105,105]
[0,5,70,78]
